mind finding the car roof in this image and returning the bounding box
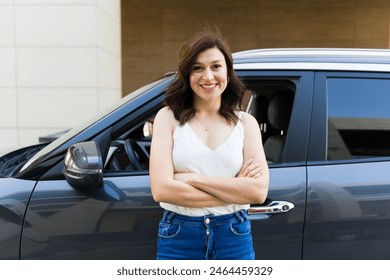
[233,48,390,72]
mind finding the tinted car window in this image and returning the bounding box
[327,78,390,160]
[243,79,296,164]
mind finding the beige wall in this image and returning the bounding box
[122,0,390,95]
[0,0,121,150]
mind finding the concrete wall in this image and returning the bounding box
[122,0,390,95]
[0,0,121,150]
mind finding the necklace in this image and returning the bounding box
[195,114,210,131]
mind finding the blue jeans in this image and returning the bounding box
[156,209,255,260]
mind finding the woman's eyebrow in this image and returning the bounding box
[193,60,224,65]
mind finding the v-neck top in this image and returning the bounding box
[160,112,249,216]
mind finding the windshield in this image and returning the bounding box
[20,75,173,172]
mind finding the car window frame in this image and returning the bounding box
[236,70,314,166]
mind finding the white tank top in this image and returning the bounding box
[160,112,250,216]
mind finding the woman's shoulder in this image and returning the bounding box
[156,106,174,118]
[238,111,259,130]
[155,106,179,127]
[238,111,256,123]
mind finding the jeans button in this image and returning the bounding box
[205,218,210,224]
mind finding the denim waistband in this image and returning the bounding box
[162,209,248,227]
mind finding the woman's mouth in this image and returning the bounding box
[200,83,217,89]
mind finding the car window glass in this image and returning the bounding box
[327,78,390,160]
[104,116,155,172]
[243,80,296,164]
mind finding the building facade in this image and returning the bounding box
[2,0,390,150]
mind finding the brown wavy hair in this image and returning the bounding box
[164,31,246,125]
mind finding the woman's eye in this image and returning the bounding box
[212,64,222,69]
[192,66,203,71]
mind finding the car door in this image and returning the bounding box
[304,72,390,259]
[20,175,161,259]
[237,71,314,259]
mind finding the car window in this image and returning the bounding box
[104,116,155,172]
[327,77,390,160]
[243,79,296,164]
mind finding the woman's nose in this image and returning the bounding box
[202,68,214,80]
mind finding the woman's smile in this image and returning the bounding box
[200,83,218,90]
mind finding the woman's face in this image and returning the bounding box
[189,47,228,104]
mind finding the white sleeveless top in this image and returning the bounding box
[160,112,250,216]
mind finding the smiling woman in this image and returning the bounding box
[149,31,269,260]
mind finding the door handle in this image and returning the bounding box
[248,201,295,215]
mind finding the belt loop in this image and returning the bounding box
[236,209,249,222]
[163,210,176,223]
[234,210,245,223]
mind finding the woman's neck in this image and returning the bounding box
[193,98,221,115]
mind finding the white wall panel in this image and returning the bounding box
[0,91,17,127]
[15,0,94,4]
[15,5,96,46]
[98,88,121,111]
[18,88,97,127]
[97,7,121,55]
[98,49,121,89]
[97,0,121,22]
[0,5,14,46]
[0,48,15,87]
[0,129,17,149]
[17,47,97,87]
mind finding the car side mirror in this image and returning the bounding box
[63,141,103,189]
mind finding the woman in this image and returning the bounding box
[149,31,269,260]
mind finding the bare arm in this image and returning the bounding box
[174,113,269,205]
[149,107,227,207]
